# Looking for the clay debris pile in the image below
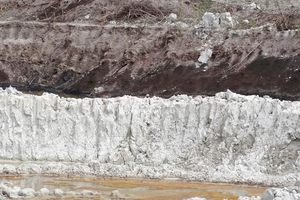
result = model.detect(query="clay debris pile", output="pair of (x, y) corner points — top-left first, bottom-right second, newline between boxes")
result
(0, 182), (103, 199)
(238, 187), (300, 200)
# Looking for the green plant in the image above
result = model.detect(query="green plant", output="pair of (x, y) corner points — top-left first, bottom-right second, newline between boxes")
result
(112, 14), (115, 21)
(264, 0), (269, 9)
(61, 9), (64, 22)
(197, 1), (202, 11)
(234, 19), (243, 30)
(193, 1), (202, 19)
(178, 2), (183, 22)
(74, 10), (77, 20)
(296, 19), (300, 35)
(143, 18), (151, 26)
(224, 4), (227, 12)
(251, 19), (256, 28)
(204, 0), (212, 11)
(53, 12), (56, 23)
(274, 0), (279, 7)
(176, 24), (182, 37)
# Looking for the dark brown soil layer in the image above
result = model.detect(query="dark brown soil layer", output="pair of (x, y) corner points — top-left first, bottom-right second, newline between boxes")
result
(0, 0), (300, 100)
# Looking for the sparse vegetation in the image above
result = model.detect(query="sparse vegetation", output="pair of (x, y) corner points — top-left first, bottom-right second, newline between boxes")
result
(53, 12), (56, 23)
(204, 0), (212, 11)
(75, 9), (77, 20)
(193, 1), (202, 19)
(265, 0), (269, 9)
(216, 2), (220, 13)
(274, 0), (279, 8)
(62, 8), (64, 22)
(224, 3), (228, 12)
(251, 19), (256, 28)
(296, 19), (300, 35)
(193, 1), (213, 19)
(178, 2), (183, 22)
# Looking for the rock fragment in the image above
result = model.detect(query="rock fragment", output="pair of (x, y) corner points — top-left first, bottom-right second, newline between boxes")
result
(81, 190), (96, 196)
(168, 13), (177, 21)
(18, 188), (36, 198)
(42, 163), (67, 175)
(2, 165), (16, 174)
(220, 12), (234, 28)
(202, 12), (234, 29)
(54, 189), (64, 197)
(243, 2), (261, 10)
(0, 183), (21, 199)
(66, 191), (77, 196)
(198, 49), (212, 63)
(202, 12), (217, 28)
(17, 164), (42, 174)
(261, 187), (300, 200)
(110, 190), (121, 198)
(38, 188), (51, 196)
(238, 196), (261, 200)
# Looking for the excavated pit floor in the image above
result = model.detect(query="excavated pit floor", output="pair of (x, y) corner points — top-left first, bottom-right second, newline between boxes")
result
(0, 160), (267, 199)
(0, 174), (267, 200)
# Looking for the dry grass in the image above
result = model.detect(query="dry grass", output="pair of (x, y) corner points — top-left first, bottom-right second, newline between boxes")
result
(97, 0), (172, 24)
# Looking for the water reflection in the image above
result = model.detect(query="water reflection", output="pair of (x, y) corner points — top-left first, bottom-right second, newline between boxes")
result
(0, 176), (267, 200)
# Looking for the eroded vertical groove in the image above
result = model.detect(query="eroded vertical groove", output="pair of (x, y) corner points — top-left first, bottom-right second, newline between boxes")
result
(0, 88), (300, 176)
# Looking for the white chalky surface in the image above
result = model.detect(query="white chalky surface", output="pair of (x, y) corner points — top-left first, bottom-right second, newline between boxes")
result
(0, 87), (300, 186)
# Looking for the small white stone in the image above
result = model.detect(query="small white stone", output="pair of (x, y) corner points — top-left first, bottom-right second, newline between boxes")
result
(38, 188), (51, 196)
(220, 12), (234, 28)
(17, 164), (42, 174)
(245, 3), (260, 10)
(202, 12), (216, 28)
(168, 13), (177, 21)
(175, 21), (189, 28)
(110, 190), (121, 198)
(3, 165), (16, 174)
(81, 190), (95, 196)
(66, 191), (77, 196)
(198, 49), (213, 63)
(19, 188), (36, 197)
(54, 189), (64, 197)
(1, 185), (21, 199)
(243, 19), (250, 24)
(183, 197), (207, 200)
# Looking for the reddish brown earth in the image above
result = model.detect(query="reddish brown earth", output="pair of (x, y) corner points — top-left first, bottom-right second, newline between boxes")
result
(0, 0), (300, 100)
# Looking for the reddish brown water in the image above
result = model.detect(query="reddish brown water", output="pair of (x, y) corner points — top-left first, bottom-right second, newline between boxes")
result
(0, 175), (267, 200)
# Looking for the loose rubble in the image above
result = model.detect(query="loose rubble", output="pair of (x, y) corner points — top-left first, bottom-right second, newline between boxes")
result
(202, 12), (234, 29)
(0, 182), (100, 199)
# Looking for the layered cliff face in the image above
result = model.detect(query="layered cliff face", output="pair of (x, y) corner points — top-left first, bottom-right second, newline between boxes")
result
(1, 1), (300, 198)
(1, 87), (300, 186)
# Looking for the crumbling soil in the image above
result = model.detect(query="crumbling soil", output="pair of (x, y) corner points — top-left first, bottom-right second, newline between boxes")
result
(0, 0), (300, 100)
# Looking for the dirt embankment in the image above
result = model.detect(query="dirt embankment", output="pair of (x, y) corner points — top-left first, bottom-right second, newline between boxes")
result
(0, 0), (300, 100)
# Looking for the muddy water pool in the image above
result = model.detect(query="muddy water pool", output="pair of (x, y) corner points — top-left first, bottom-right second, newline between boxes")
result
(0, 175), (267, 200)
